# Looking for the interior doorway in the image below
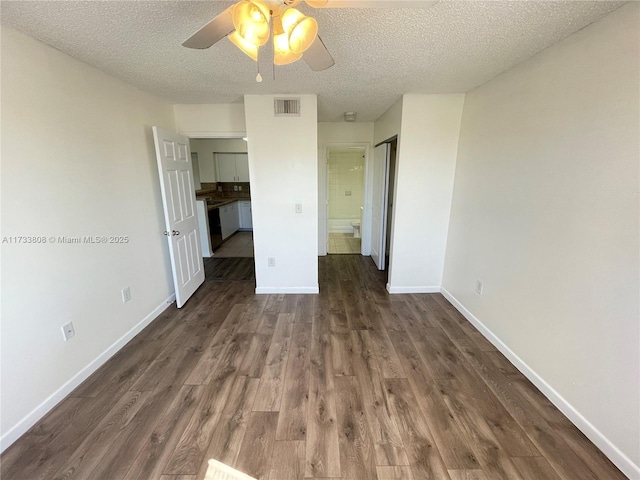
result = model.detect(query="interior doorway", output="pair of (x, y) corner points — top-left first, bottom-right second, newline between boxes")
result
(189, 137), (254, 259)
(370, 136), (398, 277)
(384, 138), (397, 274)
(326, 146), (366, 254)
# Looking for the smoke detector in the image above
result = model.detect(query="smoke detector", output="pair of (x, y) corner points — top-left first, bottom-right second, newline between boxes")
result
(344, 112), (357, 122)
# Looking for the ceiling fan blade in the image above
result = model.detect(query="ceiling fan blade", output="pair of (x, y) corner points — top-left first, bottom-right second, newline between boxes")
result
(303, 35), (334, 71)
(182, 6), (235, 49)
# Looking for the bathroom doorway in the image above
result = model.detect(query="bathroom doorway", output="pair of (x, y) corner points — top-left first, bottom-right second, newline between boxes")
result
(326, 146), (366, 254)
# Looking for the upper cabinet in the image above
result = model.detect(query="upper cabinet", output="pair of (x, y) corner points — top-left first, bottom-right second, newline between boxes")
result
(190, 138), (248, 184)
(215, 153), (249, 182)
(235, 154), (250, 182)
(216, 153), (237, 182)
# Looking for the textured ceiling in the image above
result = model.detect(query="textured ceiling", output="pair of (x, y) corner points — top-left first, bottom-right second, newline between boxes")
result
(1, 1), (626, 122)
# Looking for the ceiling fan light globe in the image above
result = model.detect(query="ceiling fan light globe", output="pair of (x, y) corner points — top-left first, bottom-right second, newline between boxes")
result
(273, 32), (302, 65)
(280, 8), (303, 34)
(228, 31), (259, 61)
(274, 52), (303, 65)
(305, 0), (328, 7)
(289, 16), (318, 54)
(272, 15), (285, 35)
(233, 1), (270, 46)
(280, 8), (318, 54)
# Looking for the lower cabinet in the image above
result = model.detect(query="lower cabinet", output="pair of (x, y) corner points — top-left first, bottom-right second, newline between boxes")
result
(220, 201), (240, 240)
(239, 201), (253, 230)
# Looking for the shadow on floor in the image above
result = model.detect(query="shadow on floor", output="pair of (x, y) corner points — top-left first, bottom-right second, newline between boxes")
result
(204, 257), (255, 282)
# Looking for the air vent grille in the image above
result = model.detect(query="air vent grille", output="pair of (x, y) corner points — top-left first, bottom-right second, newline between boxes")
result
(274, 98), (301, 116)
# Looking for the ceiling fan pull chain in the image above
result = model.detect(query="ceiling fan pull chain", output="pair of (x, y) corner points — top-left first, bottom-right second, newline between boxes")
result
(272, 17), (277, 81)
(256, 47), (263, 82)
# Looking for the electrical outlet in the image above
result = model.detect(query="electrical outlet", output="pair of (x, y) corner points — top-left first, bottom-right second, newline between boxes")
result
(295, 203), (302, 214)
(61, 322), (75, 341)
(475, 280), (483, 295)
(239, 186), (243, 191)
(234, 185), (238, 191)
(122, 286), (131, 303)
(268, 257), (276, 267)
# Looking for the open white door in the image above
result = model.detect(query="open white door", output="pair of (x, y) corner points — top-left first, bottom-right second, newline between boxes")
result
(152, 126), (204, 308)
(371, 143), (390, 270)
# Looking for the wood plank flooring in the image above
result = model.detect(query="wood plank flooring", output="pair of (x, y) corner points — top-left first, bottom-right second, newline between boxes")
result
(203, 257), (255, 282)
(0, 256), (626, 480)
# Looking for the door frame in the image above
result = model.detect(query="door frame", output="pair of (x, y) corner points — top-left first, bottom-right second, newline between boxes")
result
(319, 142), (371, 256)
(371, 142), (390, 270)
(373, 136), (398, 274)
(183, 132), (254, 272)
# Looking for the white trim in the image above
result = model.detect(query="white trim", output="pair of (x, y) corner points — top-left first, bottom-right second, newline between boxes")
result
(0, 294), (176, 453)
(255, 286), (319, 294)
(440, 288), (640, 480)
(178, 131), (247, 139)
(386, 284), (441, 294)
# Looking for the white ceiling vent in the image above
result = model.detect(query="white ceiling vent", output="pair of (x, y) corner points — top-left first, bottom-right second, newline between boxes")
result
(274, 98), (301, 117)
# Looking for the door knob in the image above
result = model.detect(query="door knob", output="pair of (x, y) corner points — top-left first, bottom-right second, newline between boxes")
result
(172, 230), (180, 236)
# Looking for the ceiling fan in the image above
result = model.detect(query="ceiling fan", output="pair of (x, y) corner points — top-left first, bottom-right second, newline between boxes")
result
(182, 0), (335, 80)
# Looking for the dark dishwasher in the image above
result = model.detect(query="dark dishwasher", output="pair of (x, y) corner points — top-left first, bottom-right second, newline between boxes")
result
(207, 207), (223, 250)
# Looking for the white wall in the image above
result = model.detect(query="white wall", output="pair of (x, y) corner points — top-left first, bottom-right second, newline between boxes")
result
(442, 4), (640, 477)
(369, 100), (403, 264)
(318, 122), (375, 145)
(318, 122), (374, 255)
(191, 153), (202, 190)
(190, 138), (248, 183)
(386, 94), (465, 293)
(328, 149), (365, 220)
(1, 27), (176, 448)
(373, 98), (402, 145)
(174, 103), (246, 137)
(244, 95), (319, 293)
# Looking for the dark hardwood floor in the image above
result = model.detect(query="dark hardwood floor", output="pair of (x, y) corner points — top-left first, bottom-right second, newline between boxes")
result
(0, 256), (626, 479)
(204, 257), (255, 282)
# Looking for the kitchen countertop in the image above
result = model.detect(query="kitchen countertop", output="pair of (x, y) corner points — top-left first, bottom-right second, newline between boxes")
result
(195, 196), (251, 210)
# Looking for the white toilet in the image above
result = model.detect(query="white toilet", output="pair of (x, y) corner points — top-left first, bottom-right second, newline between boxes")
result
(352, 206), (363, 238)
(352, 221), (361, 238)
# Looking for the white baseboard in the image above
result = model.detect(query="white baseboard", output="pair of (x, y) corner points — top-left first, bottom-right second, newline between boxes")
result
(0, 293), (176, 453)
(386, 284), (441, 294)
(255, 286), (319, 294)
(440, 288), (640, 480)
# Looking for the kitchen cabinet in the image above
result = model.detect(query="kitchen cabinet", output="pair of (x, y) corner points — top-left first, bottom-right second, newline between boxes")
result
(219, 201), (239, 240)
(216, 153), (237, 182)
(215, 153), (249, 182)
(238, 201), (252, 230)
(235, 154), (250, 182)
